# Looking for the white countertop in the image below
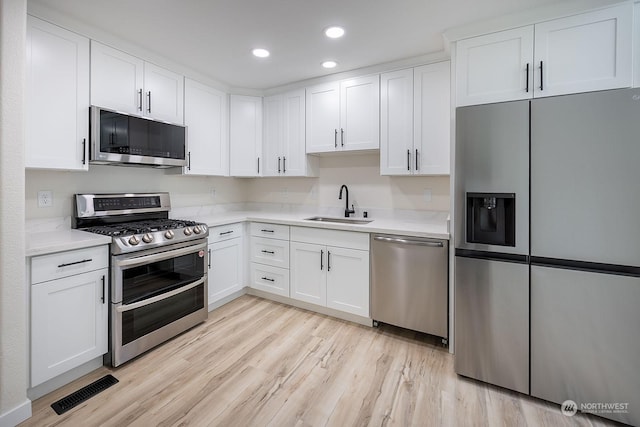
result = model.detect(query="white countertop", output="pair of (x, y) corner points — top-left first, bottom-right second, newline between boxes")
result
(26, 229), (112, 257)
(191, 211), (450, 240)
(25, 209), (449, 257)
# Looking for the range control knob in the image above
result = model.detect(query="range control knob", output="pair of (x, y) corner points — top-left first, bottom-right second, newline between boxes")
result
(193, 225), (202, 234)
(128, 235), (140, 246)
(183, 227), (193, 236)
(142, 233), (154, 243)
(164, 230), (175, 239)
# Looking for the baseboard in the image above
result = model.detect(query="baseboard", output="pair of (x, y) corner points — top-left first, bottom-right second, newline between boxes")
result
(0, 399), (32, 427)
(247, 288), (373, 327)
(27, 357), (103, 401)
(208, 288), (247, 312)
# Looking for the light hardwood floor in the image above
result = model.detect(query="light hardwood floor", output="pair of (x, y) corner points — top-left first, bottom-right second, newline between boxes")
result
(22, 295), (622, 427)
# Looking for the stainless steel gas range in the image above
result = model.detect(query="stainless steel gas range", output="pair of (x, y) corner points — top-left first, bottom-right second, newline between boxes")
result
(73, 193), (209, 367)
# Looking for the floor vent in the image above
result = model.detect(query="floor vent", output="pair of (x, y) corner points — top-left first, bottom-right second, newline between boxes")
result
(51, 374), (119, 415)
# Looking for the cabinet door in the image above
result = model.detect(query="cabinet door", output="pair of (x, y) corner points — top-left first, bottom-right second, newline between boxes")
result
(282, 89), (308, 176)
(230, 95), (263, 176)
(326, 247), (369, 317)
(26, 16), (89, 171)
(262, 94), (283, 176)
(290, 242), (326, 306)
(208, 238), (243, 305)
(340, 75), (380, 151)
(534, 3), (632, 98)
(414, 61), (451, 175)
(455, 26), (534, 106)
(305, 82), (340, 153)
(90, 41), (144, 116)
(184, 78), (229, 176)
(380, 69), (413, 175)
(143, 62), (184, 124)
(31, 268), (108, 386)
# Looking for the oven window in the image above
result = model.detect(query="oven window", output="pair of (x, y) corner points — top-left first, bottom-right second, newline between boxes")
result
(121, 283), (204, 345)
(122, 251), (205, 304)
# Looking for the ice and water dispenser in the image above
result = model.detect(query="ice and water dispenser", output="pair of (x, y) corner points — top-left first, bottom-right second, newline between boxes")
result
(466, 193), (515, 246)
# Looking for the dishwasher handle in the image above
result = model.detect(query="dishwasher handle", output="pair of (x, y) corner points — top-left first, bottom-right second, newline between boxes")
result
(373, 235), (444, 247)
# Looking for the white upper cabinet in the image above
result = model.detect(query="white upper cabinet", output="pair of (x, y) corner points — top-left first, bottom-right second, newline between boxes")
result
(229, 95), (263, 177)
(456, 26), (534, 106)
(306, 82), (340, 153)
(380, 62), (450, 176)
(26, 16), (90, 171)
(534, 4), (632, 98)
(264, 90), (316, 177)
(183, 79), (228, 176)
(455, 3), (633, 106)
(90, 41), (184, 124)
(306, 75), (379, 153)
(414, 61), (450, 175)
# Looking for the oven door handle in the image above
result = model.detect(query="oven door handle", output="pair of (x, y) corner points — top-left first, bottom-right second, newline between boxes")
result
(116, 277), (205, 313)
(115, 242), (207, 269)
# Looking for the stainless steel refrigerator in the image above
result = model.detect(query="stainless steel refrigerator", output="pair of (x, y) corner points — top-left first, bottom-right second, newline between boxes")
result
(455, 88), (640, 426)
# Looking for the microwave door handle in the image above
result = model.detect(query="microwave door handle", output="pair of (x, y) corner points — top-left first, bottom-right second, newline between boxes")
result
(115, 277), (205, 312)
(115, 242), (207, 269)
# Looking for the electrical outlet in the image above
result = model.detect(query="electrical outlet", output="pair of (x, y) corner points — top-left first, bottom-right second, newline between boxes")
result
(423, 189), (432, 202)
(38, 190), (53, 208)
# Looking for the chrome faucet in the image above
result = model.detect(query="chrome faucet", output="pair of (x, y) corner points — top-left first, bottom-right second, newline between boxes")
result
(338, 185), (355, 218)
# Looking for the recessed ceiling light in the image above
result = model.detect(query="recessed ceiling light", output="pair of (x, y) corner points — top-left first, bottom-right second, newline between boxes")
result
(324, 26), (345, 39)
(322, 61), (337, 69)
(252, 48), (270, 58)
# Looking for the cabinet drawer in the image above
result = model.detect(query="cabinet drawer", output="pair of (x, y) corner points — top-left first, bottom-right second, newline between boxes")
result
(208, 222), (243, 243)
(290, 226), (369, 251)
(250, 222), (290, 240)
(31, 245), (109, 284)
(250, 263), (290, 298)
(250, 236), (290, 268)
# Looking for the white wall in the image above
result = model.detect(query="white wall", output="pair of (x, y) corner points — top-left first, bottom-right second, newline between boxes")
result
(0, 0), (30, 425)
(25, 167), (247, 221)
(247, 153), (450, 213)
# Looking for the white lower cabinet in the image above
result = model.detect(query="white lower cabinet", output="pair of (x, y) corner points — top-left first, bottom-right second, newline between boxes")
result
(249, 222), (291, 298)
(30, 246), (109, 387)
(208, 224), (244, 307)
(290, 227), (370, 317)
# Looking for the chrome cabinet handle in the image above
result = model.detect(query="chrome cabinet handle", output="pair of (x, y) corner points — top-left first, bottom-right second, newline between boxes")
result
(57, 258), (92, 268)
(138, 89), (143, 111)
(147, 91), (152, 113)
(334, 129), (338, 148)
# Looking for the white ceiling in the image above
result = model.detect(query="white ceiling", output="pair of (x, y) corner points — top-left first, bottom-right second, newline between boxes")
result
(29, 0), (568, 90)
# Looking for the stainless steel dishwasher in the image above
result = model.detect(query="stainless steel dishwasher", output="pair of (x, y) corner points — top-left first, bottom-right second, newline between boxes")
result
(371, 234), (448, 340)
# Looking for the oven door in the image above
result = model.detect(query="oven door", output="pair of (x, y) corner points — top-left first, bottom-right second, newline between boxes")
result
(111, 240), (208, 366)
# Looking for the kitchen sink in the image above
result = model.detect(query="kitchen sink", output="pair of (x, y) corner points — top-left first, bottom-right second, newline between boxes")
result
(304, 216), (373, 225)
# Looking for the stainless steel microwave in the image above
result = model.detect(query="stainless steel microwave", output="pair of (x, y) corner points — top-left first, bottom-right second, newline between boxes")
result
(90, 106), (187, 168)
